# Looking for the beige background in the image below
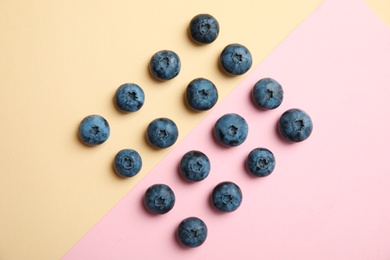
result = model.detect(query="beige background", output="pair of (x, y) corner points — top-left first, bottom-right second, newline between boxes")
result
(2, 0), (386, 259)
(365, 0), (390, 25)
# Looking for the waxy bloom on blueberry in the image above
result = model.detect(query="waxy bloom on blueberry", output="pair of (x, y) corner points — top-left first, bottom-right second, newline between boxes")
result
(114, 83), (145, 112)
(146, 118), (179, 149)
(149, 50), (181, 81)
(252, 78), (284, 110)
(220, 43), (252, 75)
(177, 217), (208, 248)
(246, 148), (275, 177)
(114, 149), (142, 178)
(189, 14), (219, 44)
(278, 108), (313, 142)
(214, 113), (248, 147)
(144, 184), (175, 214)
(78, 115), (110, 146)
(180, 150), (210, 182)
(211, 181), (242, 212)
(186, 78), (218, 111)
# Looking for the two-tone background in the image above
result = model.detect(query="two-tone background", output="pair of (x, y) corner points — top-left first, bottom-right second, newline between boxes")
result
(1, 0), (390, 259)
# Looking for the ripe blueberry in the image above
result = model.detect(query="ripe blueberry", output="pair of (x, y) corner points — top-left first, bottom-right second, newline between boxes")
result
(186, 78), (218, 111)
(179, 150), (210, 182)
(149, 50), (181, 81)
(189, 14), (219, 44)
(214, 113), (248, 147)
(246, 148), (275, 177)
(114, 83), (145, 112)
(144, 184), (175, 214)
(278, 108), (313, 142)
(78, 115), (110, 146)
(177, 217), (208, 248)
(146, 118), (179, 149)
(252, 78), (284, 109)
(211, 181), (242, 212)
(220, 43), (252, 76)
(114, 149), (142, 178)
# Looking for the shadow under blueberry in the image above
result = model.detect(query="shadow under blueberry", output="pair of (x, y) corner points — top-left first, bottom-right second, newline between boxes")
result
(143, 130), (166, 152)
(172, 225), (191, 250)
(75, 127), (99, 149)
(207, 191), (229, 216)
(112, 94), (136, 115)
(182, 91), (203, 115)
(248, 90), (269, 113)
(140, 193), (164, 218)
(176, 162), (207, 186)
(146, 60), (174, 84)
(216, 55), (236, 79)
(177, 163), (190, 184)
(274, 118), (295, 145)
(241, 155), (271, 180)
(242, 157), (258, 180)
(210, 126), (234, 151)
(110, 159), (133, 181)
(186, 25), (205, 47)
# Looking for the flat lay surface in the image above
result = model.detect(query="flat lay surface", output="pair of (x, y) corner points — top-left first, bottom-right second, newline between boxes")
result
(63, 0), (390, 259)
(1, 0), (389, 259)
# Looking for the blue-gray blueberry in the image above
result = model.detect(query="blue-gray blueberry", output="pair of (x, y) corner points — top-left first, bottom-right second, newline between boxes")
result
(278, 108), (313, 142)
(211, 181), (242, 212)
(252, 78), (284, 109)
(177, 217), (208, 248)
(146, 118), (179, 148)
(144, 184), (175, 214)
(114, 149), (142, 178)
(186, 78), (218, 111)
(246, 148), (275, 177)
(180, 150), (210, 182)
(78, 115), (110, 146)
(189, 14), (219, 44)
(114, 83), (145, 112)
(214, 113), (248, 147)
(149, 50), (181, 81)
(219, 43), (252, 75)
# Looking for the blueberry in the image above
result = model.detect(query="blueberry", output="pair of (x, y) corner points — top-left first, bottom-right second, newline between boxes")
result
(186, 78), (218, 111)
(219, 43), (252, 76)
(144, 184), (175, 214)
(214, 113), (248, 147)
(114, 83), (145, 112)
(113, 149), (142, 178)
(146, 118), (179, 148)
(246, 148), (275, 177)
(211, 181), (242, 212)
(252, 78), (284, 109)
(78, 115), (110, 146)
(189, 14), (219, 44)
(278, 108), (313, 142)
(149, 50), (181, 81)
(179, 150), (210, 182)
(177, 217), (208, 248)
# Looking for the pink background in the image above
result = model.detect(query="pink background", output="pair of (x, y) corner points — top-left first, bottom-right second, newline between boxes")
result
(63, 0), (390, 259)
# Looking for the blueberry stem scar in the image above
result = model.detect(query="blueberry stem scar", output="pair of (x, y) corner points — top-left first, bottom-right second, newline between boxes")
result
(155, 196), (166, 208)
(222, 194), (234, 204)
(122, 156), (134, 169)
(158, 129), (168, 140)
(128, 91), (137, 100)
(90, 126), (100, 135)
(227, 125), (238, 136)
